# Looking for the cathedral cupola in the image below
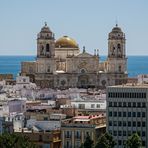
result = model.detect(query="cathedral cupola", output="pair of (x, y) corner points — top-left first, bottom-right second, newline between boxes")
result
(37, 23), (55, 58)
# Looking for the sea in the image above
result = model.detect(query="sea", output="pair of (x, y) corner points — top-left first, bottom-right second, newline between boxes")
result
(0, 55), (148, 79)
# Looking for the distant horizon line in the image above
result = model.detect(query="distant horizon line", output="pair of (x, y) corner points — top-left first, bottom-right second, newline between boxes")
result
(0, 54), (148, 56)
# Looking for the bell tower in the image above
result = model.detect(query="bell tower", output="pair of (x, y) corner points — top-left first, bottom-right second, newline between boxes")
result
(107, 24), (127, 84)
(37, 23), (55, 58)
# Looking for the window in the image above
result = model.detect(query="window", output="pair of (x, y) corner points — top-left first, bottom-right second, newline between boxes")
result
(66, 131), (71, 138)
(118, 112), (122, 117)
(118, 131), (122, 136)
(123, 131), (126, 136)
(109, 111), (112, 117)
(137, 112), (141, 117)
(109, 121), (112, 126)
(142, 112), (145, 117)
(113, 131), (117, 136)
(109, 102), (112, 107)
(118, 102), (122, 107)
(118, 121), (122, 126)
(137, 122), (141, 127)
(118, 140), (122, 145)
(133, 121), (136, 127)
(91, 104), (95, 108)
(44, 117), (48, 121)
(142, 122), (145, 127)
(118, 66), (122, 72)
(117, 44), (121, 49)
(142, 131), (145, 137)
(128, 102), (131, 107)
(46, 44), (50, 52)
(113, 121), (117, 126)
(123, 112), (126, 117)
(123, 102), (126, 107)
(128, 112), (131, 117)
(133, 102), (136, 107)
(123, 121), (126, 126)
(114, 111), (117, 117)
(132, 112), (136, 117)
(114, 102), (117, 107)
(142, 102), (146, 107)
(75, 131), (81, 139)
(128, 121), (131, 127)
(96, 104), (100, 108)
(137, 102), (141, 108)
(78, 104), (85, 109)
(47, 66), (50, 72)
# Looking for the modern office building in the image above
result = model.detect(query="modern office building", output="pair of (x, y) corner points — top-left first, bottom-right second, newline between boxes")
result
(107, 83), (148, 148)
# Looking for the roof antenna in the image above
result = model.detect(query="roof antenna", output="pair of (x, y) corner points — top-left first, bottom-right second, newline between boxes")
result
(45, 22), (47, 26)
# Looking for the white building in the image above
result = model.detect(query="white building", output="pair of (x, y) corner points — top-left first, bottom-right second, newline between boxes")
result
(13, 113), (25, 132)
(71, 100), (106, 110)
(107, 84), (148, 148)
(14, 76), (36, 90)
(138, 74), (148, 84)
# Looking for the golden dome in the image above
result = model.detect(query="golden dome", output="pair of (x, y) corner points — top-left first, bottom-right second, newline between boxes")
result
(55, 36), (78, 48)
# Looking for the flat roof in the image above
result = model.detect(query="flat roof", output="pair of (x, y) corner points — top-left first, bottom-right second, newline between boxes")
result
(108, 83), (148, 89)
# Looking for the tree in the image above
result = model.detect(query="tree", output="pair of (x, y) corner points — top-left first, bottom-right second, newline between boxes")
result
(95, 132), (116, 148)
(0, 133), (36, 148)
(125, 133), (142, 148)
(80, 134), (93, 148)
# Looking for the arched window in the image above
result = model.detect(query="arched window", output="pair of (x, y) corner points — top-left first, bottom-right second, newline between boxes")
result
(46, 44), (50, 52)
(119, 65), (122, 72)
(40, 45), (44, 55)
(47, 66), (50, 73)
(117, 44), (121, 49)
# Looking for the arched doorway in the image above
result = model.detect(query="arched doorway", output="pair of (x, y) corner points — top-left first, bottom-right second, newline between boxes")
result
(78, 75), (89, 88)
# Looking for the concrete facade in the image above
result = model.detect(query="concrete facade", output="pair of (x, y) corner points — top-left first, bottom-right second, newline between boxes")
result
(107, 84), (148, 148)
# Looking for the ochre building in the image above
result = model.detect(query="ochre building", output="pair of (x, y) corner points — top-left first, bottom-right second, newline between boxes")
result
(21, 23), (127, 89)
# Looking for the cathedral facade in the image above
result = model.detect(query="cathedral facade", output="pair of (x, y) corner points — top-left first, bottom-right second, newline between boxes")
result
(21, 23), (127, 89)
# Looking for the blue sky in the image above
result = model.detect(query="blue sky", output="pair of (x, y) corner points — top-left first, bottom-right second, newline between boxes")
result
(0, 0), (148, 55)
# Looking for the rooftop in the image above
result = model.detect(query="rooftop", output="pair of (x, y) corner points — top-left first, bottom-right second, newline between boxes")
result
(108, 83), (148, 89)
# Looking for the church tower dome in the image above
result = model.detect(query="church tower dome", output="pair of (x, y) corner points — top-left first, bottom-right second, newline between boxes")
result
(37, 23), (55, 58)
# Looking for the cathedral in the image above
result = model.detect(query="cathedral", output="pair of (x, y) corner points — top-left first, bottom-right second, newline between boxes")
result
(21, 23), (127, 89)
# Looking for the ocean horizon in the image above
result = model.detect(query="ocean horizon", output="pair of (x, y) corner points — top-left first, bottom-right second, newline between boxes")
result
(0, 55), (148, 79)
